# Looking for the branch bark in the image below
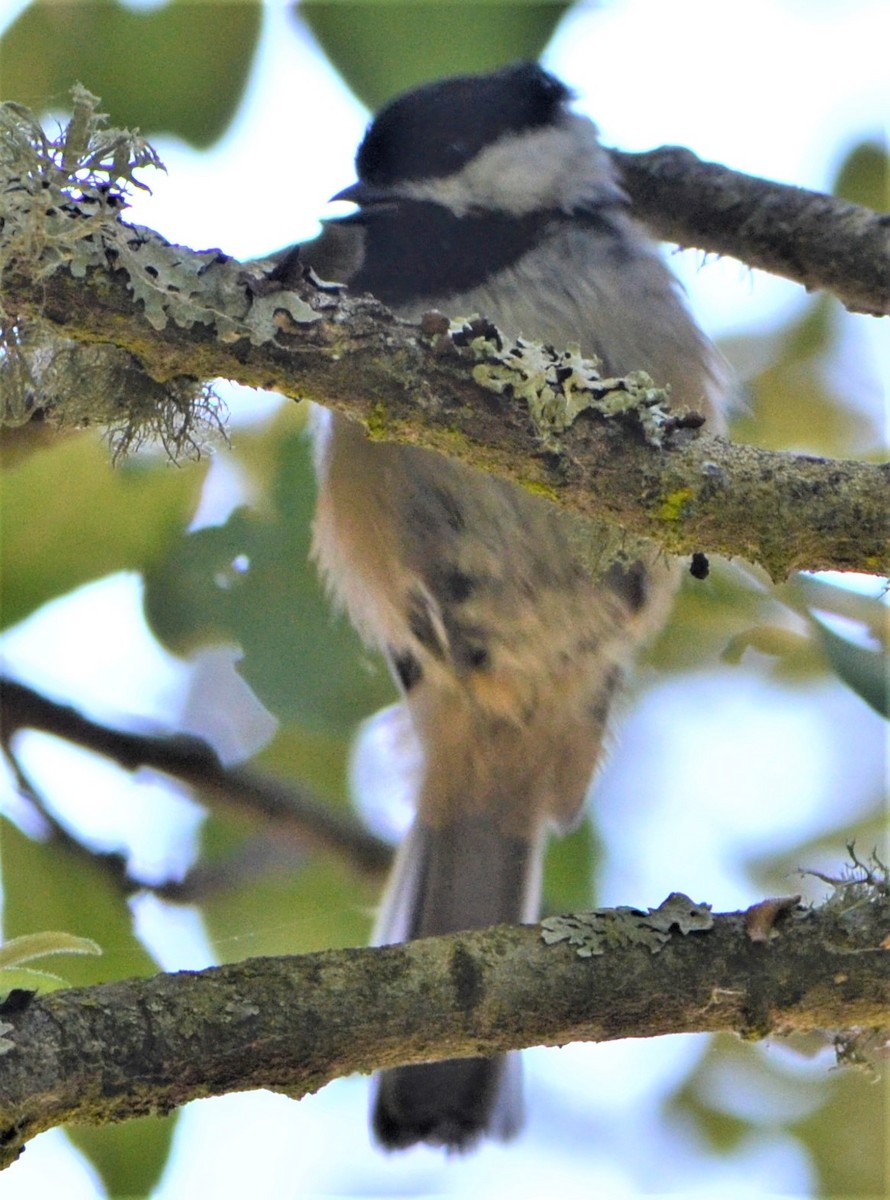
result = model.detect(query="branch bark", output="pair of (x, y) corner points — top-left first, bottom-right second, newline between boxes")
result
(612, 147), (890, 317)
(3, 111), (888, 577)
(4, 247), (887, 581)
(0, 892), (886, 1168)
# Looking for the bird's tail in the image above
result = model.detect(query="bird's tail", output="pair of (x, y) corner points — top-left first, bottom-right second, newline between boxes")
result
(371, 812), (542, 1151)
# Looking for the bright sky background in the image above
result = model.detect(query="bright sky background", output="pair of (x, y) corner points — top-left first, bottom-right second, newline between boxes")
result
(0, 1), (887, 1197)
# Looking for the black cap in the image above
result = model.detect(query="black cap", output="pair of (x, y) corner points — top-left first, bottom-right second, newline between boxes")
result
(355, 62), (572, 187)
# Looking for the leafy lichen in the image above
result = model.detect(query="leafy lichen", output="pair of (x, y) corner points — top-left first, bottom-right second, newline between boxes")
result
(0, 88), (314, 456)
(540, 892), (714, 958)
(463, 328), (675, 451)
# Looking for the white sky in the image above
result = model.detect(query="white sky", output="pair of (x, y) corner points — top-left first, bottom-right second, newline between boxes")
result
(0, 1), (887, 1197)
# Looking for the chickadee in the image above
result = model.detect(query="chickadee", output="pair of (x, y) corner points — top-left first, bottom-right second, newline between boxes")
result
(273, 61), (725, 1151)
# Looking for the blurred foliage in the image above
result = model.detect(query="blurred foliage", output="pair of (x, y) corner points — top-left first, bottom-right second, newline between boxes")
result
(542, 811), (601, 913)
(202, 838), (377, 960)
(0, 3), (885, 1196)
(654, 560), (889, 717)
(299, 1), (571, 108)
(1, 817), (156, 985)
(68, 1116), (177, 1200)
(833, 139), (888, 210)
(809, 610), (887, 717)
(673, 1036), (886, 1195)
(790, 1058), (888, 1198)
(725, 294), (885, 457)
(0, 0), (261, 148)
(186, 719), (380, 960)
(727, 300), (869, 455)
(256, 707), (358, 816)
(0, 429), (208, 631)
(143, 408), (395, 734)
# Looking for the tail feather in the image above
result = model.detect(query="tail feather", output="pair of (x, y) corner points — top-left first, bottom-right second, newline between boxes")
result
(375, 815), (539, 945)
(372, 814), (541, 1150)
(373, 1053), (522, 1151)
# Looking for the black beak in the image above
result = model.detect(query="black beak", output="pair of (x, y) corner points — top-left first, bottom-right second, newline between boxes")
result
(330, 181), (395, 207)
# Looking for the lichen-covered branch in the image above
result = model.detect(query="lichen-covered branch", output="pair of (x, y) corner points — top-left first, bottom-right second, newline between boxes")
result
(612, 147), (890, 318)
(0, 889), (886, 1168)
(4, 251), (887, 579)
(1, 96), (887, 579)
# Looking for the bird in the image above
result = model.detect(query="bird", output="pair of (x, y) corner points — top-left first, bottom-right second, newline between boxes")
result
(271, 60), (726, 1151)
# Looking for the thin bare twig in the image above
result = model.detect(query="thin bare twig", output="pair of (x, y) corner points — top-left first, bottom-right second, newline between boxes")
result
(0, 677), (391, 878)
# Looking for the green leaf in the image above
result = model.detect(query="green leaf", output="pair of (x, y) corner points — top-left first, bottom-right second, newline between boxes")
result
(301, 1), (571, 109)
(0, 0), (262, 148)
(0, 819), (157, 987)
(778, 575), (889, 715)
(0, 431), (207, 631)
(68, 1114), (177, 1200)
(143, 429), (394, 734)
(809, 614), (888, 717)
(0, 930), (101, 970)
(783, 573), (888, 639)
(0, 966), (72, 993)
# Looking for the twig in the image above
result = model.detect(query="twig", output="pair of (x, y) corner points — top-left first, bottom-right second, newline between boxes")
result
(0, 677), (391, 878)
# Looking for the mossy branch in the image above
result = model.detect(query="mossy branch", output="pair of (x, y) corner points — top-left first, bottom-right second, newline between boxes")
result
(3, 239), (887, 578)
(1, 95), (887, 580)
(612, 146), (890, 318)
(0, 886), (887, 1169)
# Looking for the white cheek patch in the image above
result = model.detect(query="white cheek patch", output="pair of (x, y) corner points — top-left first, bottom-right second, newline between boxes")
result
(401, 116), (623, 216)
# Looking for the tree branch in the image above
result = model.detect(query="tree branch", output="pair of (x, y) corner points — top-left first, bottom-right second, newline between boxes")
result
(0, 890), (886, 1167)
(1, 105), (887, 579)
(0, 678), (391, 879)
(4, 250), (887, 581)
(612, 147), (890, 318)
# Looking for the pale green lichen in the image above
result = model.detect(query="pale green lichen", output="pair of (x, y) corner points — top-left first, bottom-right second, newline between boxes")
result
(0, 89), (317, 449)
(540, 892), (714, 957)
(0, 84), (162, 284)
(0, 87), (318, 345)
(465, 331), (674, 450)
